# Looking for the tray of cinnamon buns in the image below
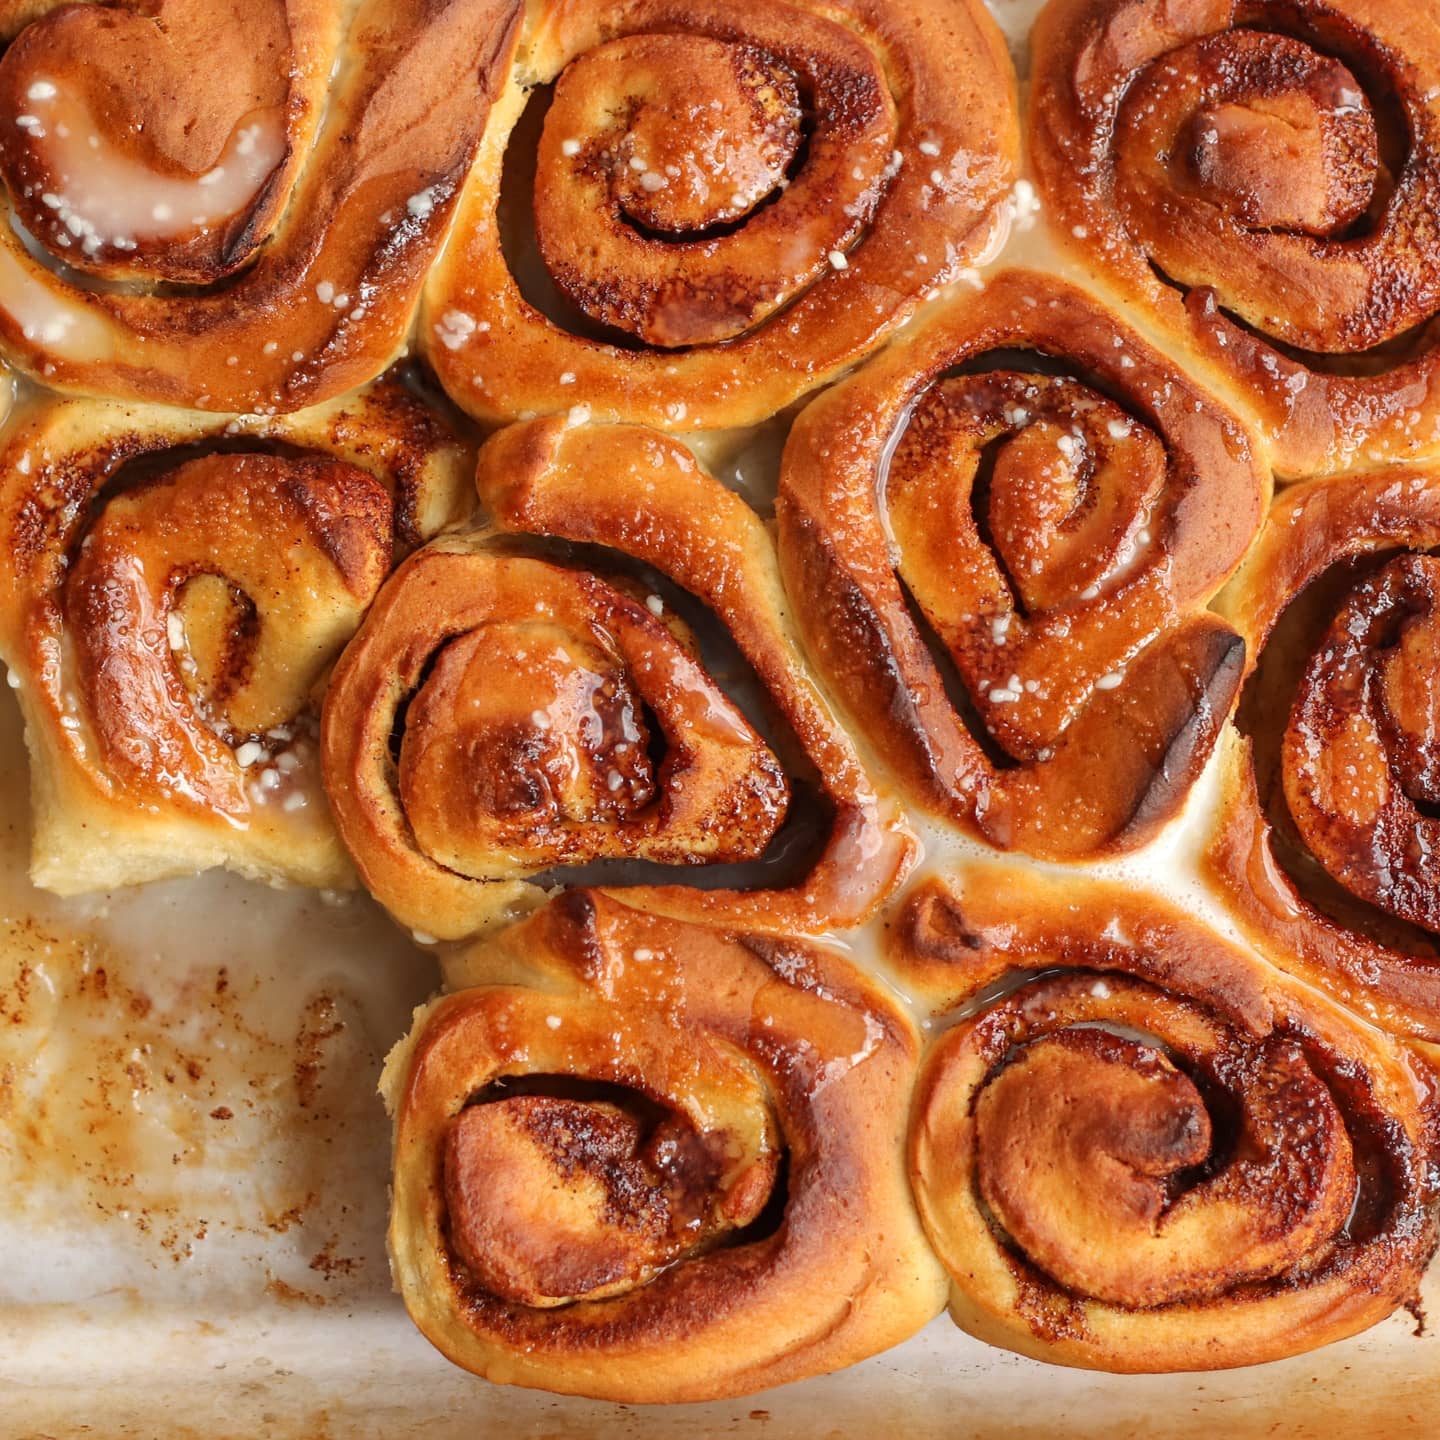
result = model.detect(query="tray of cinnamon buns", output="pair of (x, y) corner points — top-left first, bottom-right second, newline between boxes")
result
(2, 0), (1439, 1434)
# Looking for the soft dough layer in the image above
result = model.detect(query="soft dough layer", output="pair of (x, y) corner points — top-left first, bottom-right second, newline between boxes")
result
(323, 414), (915, 940)
(777, 270), (1266, 859)
(0, 0), (522, 411)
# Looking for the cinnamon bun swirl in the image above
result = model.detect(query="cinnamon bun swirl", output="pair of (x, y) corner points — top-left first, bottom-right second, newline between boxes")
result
(778, 270), (1265, 859)
(384, 888), (946, 1402)
(897, 865), (1440, 1371)
(0, 380), (471, 892)
(1208, 466), (1440, 1040)
(1031, 0), (1440, 476)
(422, 0), (1018, 430)
(0, 0), (521, 411)
(322, 415), (915, 939)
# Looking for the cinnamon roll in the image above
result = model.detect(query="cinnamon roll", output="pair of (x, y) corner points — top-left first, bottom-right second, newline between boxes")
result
(1031, 0), (1440, 476)
(383, 888), (946, 1403)
(421, 0), (1018, 431)
(777, 270), (1265, 859)
(0, 381), (472, 893)
(897, 865), (1440, 1371)
(322, 415), (915, 940)
(1206, 468), (1440, 1040)
(0, 0), (521, 411)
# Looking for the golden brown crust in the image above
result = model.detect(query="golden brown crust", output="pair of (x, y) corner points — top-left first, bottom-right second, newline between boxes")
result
(0, 381), (472, 893)
(776, 270), (1266, 859)
(322, 415), (915, 939)
(421, 0), (1018, 430)
(1029, 0), (1440, 476)
(384, 889), (947, 1403)
(1206, 467), (1440, 1040)
(0, 0), (521, 411)
(894, 865), (1440, 1372)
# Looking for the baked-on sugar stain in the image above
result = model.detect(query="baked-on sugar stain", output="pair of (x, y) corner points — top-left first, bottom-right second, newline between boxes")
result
(0, 854), (405, 1306)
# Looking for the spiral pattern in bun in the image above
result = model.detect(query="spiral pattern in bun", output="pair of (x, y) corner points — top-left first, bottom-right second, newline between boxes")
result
(0, 0), (521, 411)
(422, 0), (1018, 430)
(778, 270), (1265, 858)
(1030, 0), (1440, 475)
(0, 380), (471, 892)
(384, 888), (946, 1402)
(323, 415), (914, 939)
(1208, 466), (1440, 1040)
(897, 865), (1440, 1372)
